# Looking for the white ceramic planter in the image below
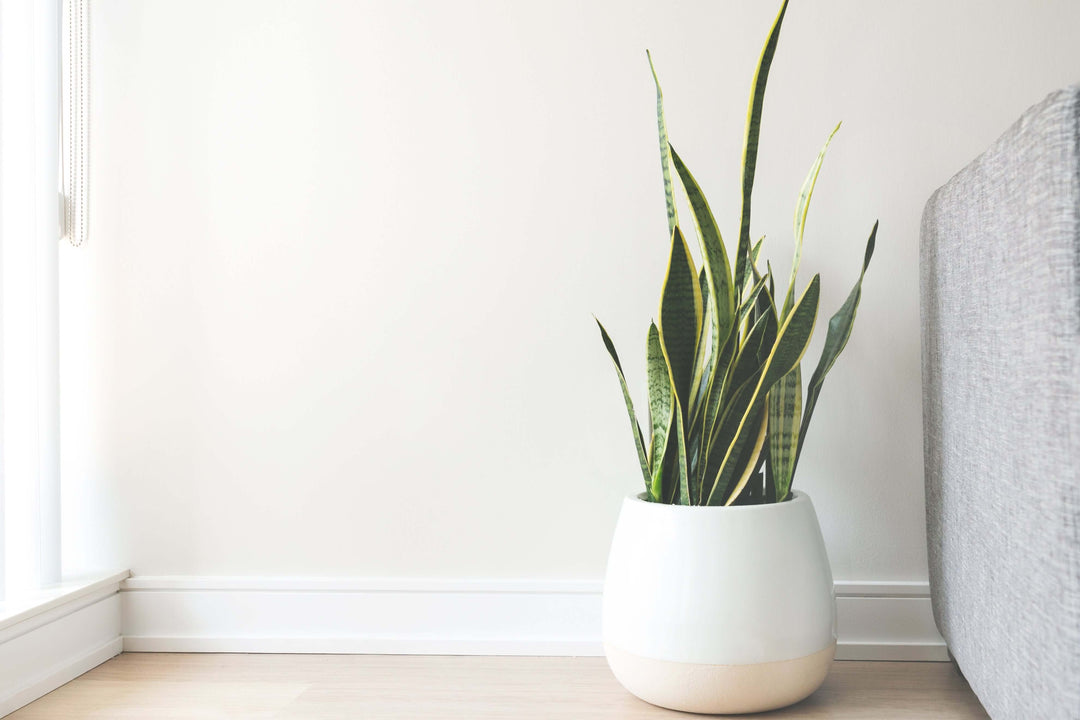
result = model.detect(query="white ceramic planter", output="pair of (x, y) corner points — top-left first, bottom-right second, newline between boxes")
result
(602, 491), (836, 715)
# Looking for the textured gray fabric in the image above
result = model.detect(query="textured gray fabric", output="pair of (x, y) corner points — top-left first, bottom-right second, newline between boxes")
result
(921, 85), (1080, 720)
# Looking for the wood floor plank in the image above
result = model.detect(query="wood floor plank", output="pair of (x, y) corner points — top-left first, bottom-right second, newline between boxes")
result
(8, 654), (988, 719)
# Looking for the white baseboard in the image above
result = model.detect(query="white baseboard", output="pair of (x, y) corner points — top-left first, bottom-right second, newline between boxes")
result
(121, 576), (947, 662)
(0, 572), (129, 717)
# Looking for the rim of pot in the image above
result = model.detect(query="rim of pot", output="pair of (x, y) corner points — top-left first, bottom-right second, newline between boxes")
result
(627, 489), (808, 509)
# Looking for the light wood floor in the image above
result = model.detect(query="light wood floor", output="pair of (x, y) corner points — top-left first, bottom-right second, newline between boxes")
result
(11, 654), (988, 719)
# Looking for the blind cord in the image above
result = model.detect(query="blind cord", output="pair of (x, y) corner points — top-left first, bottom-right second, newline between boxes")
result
(61, 0), (89, 247)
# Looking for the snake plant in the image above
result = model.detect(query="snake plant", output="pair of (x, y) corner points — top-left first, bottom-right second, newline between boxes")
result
(596, 0), (877, 505)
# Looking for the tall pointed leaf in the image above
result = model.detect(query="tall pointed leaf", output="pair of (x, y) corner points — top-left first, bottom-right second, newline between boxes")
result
(706, 274), (819, 505)
(646, 323), (674, 501)
(734, 0), (790, 300)
(695, 324), (739, 491)
(724, 405), (769, 505)
(737, 272), (770, 327)
(697, 267), (711, 349)
(675, 401), (690, 505)
(793, 222), (877, 474)
(596, 319), (652, 494)
(781, 122), (840, 320)
(738, 269), (773, 325)
(768, 364), (802, 501)
(766, 260), (776, 322)
(670, 147), (735, 343)
(670, 147), (736, 485)
(756, 263), (779, 363)
(658, 226), (702, 410)
(688, 268), (712, 420)
(727, 310), (772, 404)
(701, 370), (761, 504)
(740, 237), (766, 294)
(647, 51), (678, 238)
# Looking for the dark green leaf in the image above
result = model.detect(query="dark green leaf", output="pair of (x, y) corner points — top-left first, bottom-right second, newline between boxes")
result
(768, 364), (802, 501)
(793, 222), (877, 474)
(596, 318), (652, 495)
(675, 400), (690, 505)
(658, 226), (702, 410)
(647, 51), (679, 239)
(646, 323), (674, 502)
(734, 0), (790, 300)
(671, 147), (735, 345)
(706, 273), (819, 505)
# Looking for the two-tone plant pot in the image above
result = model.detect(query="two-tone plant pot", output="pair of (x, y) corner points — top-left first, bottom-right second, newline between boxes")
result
(602, 490), (836, 715)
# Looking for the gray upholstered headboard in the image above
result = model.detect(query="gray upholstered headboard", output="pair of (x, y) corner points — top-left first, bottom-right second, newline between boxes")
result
(920, 86), (1080, 719)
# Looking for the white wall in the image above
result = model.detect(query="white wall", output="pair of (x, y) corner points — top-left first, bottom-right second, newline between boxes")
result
(61, 0), (1080, 582)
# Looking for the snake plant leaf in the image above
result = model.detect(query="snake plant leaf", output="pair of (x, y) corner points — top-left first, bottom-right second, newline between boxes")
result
(646, 323), (674, 501)
(781, 122), (841, 321)
(706, 273), (819, 505)
(670, 146), (735, 343)
(734, 0), (790, 300)
(793, 222), (877, 474)
(739, 237), (766, 295)
(700, 371), (758, 504)
(689, 269), (712, 420)
(675, 399), (690, 505)
(698, 267), (711, 345)
(596, 318), (652, 494)
(687, 409), (705, 499)
(759, 264), (779, 363)
(717, 274), (775, 477)
(766, 260), (776, 320)
(647, 51), (678, 238)
(695, 322), (739, 490)
(658, 226), (703, 410)
(671, 147), (736, 477)
(736, 272), (770, 327)
(703, 379), (762, 505)
(724, 404), (769, 505)
(768, 364), (802, 502)
(728, 309), (771, 404)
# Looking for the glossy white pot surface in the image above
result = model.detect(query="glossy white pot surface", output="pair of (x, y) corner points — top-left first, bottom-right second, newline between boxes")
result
(602, 491), (836, 666)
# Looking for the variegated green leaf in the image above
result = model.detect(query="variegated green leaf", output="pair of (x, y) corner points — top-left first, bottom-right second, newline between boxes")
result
(658, 226), (702, 410)
(768, 364), (802, 502)
(739, 237), (766, 295)
(688, 268), (712, 420)
(727, 310), (771, 405)
(596, 318), (652, 494)
(781, 123), (840, 321)
(675, 399), (690, 505)
(794, 222), (877, 474)
(736, 272), (770, 327)
(695, 325), (739, 492)
(671, 147), (735, 344)
(671, 148), (736, 489)
(647, 51), (678, 238)
(706, 274), (819, 505)
(702, 379), (761, 505)
(724, 403), (769, 505)
(766, 260), (776, 320)
(734, 0), (790, 300)
(759, 263), (779, 362)
(697, 267), (711, 346)
(646, 323), (674, 502)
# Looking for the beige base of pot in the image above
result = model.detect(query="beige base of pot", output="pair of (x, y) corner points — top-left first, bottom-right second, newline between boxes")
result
(605, 642), (836, 715)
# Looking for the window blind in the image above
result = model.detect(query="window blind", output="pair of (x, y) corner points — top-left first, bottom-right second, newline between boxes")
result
(0, 0), (62, 601)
